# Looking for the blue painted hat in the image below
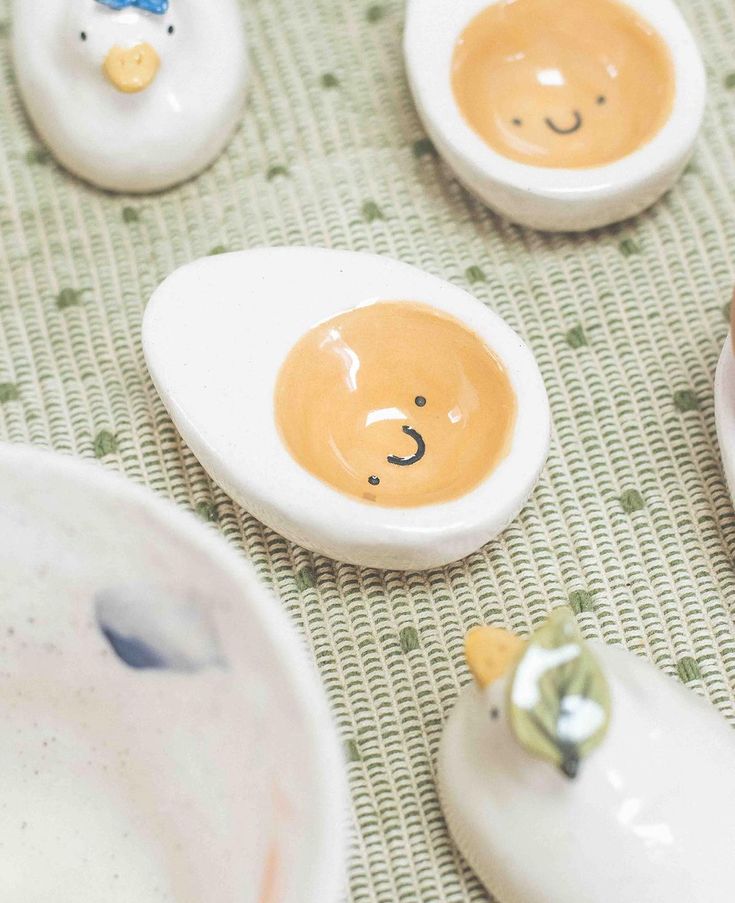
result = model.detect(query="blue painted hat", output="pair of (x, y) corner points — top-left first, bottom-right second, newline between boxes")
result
(96, 0), (169, 14)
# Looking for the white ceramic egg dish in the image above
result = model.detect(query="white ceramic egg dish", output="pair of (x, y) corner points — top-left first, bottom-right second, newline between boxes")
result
(715, 335), (735, 506)
(12, 0), (248, 192)
(143, 248), (550, 571)
(0, 442), (346, 903)
(404, 0), (706, 231)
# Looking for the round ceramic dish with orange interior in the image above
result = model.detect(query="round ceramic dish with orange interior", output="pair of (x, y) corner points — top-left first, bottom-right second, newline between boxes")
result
(405, 0), (705, 231)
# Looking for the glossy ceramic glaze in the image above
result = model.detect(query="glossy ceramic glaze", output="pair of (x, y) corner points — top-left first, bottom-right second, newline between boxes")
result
(275, 301), (517, 508)
(12, 0), (248, 192)
(452, 0), (674, 169)
(405, 0), (705, 231)
(439, 614), (735, 902)
(142, 247), (550, 570)
(0, 443), (346, 902)
(715, 329), (735, 508)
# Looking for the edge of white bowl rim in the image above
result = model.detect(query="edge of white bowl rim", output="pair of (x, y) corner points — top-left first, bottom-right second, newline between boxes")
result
(715, 338), (735, 508)
(0, 440), (348, 903)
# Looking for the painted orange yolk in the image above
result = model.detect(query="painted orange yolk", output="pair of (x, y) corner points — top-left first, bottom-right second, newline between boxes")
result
(452, 0), (675, 169)
(274, 302), (517, 508)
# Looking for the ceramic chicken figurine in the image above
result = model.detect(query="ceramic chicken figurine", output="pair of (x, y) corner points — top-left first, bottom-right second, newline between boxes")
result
(12, 0), (248, 192)
(439, 609), (735, 902)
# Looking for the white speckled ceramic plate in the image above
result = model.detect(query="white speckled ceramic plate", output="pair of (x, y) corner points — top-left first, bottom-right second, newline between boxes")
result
(0, 442), (346, 903)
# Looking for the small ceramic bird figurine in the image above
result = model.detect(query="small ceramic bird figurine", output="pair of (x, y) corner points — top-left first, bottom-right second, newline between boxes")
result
(439, 609), (735, 902)
(13, 0), (248, 192)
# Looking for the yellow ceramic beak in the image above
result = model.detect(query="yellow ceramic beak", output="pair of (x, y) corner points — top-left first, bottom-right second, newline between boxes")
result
(465, 626), (525, 689)
(103, 42), (160, 93)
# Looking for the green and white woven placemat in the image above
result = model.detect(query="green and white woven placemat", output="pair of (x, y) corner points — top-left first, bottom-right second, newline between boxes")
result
(1, 1), (734, 899)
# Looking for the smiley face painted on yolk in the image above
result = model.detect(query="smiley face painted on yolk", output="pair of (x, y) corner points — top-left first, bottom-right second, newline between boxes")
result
(452, 0), (675, 169)
(275, 302), (517, 508)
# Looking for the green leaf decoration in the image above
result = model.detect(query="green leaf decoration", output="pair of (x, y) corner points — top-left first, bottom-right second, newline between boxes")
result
(507, 608), (611, 779)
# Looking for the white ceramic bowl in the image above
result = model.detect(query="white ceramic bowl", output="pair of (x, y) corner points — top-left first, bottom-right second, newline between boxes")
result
(0, 442), (346, 903)
(143, 247), (551, 571)
(404, 0), (706, 232)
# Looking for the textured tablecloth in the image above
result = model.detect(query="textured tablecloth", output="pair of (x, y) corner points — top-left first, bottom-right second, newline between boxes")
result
(1, 0), (735, 899)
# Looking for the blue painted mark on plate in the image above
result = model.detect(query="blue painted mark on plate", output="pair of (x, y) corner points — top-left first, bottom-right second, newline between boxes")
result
(95, 584), (225, 673)
(100, 628), (171, 670)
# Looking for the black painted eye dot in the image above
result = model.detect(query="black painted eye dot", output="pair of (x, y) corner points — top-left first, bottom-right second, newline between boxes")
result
(80, 31), (87, 41)
(596, 95), (606, 105)
(368, 475), (380, 486)
(490, 707), (500, 720)
(168, 24), (175, 34)
(512, 117), (523, 127)
(415, 396), (426, 407)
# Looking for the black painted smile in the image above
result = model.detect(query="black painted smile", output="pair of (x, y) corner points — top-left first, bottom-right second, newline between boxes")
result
(387, 426), (426, 467)
(545, 111), (583, 135)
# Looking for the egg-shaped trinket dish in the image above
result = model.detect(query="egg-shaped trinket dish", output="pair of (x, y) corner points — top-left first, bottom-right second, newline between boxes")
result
(0, 442), (347, 902)
(143, 247), (551, 570)
(439, 609), (735, 902)
(404, 0), (705, 232)
(12, 0), (248, 193)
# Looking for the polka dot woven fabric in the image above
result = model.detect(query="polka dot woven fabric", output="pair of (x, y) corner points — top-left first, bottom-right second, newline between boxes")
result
(1, 1), (735, 900)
